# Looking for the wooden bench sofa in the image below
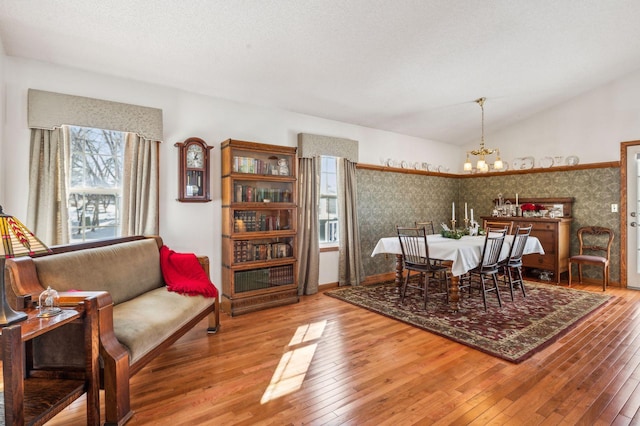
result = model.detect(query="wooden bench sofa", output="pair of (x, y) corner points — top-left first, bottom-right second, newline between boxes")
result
(5, 235), (219, 425)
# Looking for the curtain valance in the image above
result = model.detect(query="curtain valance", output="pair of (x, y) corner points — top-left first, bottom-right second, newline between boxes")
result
(297, 133), (358, 162)
(27, 89), (163, 141)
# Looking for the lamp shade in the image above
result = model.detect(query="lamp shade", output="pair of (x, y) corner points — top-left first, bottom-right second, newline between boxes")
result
(0, 206), (51, 258)
(0, 205), (52, 326)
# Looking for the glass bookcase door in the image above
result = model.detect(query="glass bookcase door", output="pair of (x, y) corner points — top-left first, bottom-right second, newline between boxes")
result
(233, 208), (295, 233)
(234, 264), (295, 293)
(232, 149), (294, 177)
(232, 237), (294, 264)
(233, 180), (293, 203)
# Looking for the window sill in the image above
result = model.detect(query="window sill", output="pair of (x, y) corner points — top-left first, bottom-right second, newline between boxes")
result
(320, 245), (339, 253)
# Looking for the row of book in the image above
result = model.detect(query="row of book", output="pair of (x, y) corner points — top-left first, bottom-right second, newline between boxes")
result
(234, 184), (292, 203)
(233, 240), (292, 263)
(233, 156), (289, 176)
(234, 264), (294, 293)
(234, 211), (288, 232)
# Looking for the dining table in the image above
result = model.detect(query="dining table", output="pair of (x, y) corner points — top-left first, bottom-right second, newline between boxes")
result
(371, 234), (545, 311)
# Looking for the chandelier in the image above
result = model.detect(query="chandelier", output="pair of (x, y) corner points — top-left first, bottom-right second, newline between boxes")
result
(463, 97), (503, 172)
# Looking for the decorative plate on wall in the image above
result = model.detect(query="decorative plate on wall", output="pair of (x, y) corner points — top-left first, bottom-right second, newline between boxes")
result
(566, 155), (580, 166)
(522, 156), (535, 169)
(539, 156), (554, 168)
(512, 158), (523, 169)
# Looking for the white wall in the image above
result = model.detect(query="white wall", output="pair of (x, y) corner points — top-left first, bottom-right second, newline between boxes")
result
(1, 56), (461, 289)
(462, 69), (640, 170)
(0, 38), (5, 205)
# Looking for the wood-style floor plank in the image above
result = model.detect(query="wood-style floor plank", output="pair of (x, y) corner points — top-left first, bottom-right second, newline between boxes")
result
(24, 283), (640, 425)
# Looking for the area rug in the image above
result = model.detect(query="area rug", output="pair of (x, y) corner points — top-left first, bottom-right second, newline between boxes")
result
(325, 280), (613, 363)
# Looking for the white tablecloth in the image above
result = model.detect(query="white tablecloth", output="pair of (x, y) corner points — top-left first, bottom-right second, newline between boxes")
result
(371, 234), (545, 277)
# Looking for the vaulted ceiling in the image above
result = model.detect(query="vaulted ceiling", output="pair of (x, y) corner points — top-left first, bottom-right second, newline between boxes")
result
(1, 0), (640, 145)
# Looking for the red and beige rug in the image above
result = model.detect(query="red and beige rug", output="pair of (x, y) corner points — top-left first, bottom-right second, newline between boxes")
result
(325, 280), (612, 363)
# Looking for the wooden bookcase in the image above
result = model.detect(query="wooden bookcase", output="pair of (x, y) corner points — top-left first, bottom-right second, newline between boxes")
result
(220, 139), (299, 316)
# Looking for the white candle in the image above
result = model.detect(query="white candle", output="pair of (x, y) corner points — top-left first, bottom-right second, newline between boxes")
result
(465, 203), (468, 220)
(452, 202), (455, 221)
(516, 193), (518, 206)
(471, 208), (474, 223)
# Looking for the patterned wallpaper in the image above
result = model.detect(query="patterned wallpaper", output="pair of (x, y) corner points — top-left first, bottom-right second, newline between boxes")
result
(358, 169), (458, 277)
(359, 166), (621, 283)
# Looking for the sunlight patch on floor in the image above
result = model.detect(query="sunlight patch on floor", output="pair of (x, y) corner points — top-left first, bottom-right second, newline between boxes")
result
(261, 320), (327, 403)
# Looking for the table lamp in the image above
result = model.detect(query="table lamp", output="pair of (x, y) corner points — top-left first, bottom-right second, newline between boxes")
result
(0, 205), (52, 326)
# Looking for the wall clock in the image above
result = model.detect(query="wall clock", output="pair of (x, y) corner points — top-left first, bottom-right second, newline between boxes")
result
(175, 137), (213, 202)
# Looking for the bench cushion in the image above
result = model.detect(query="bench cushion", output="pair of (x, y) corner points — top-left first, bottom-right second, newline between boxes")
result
(112, 287), (214, 365)
(33, 239), (163, 305)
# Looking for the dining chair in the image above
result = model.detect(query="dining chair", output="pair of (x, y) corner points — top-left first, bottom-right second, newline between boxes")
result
(484, 219), (513, 234)
(500, 224), (532, 300)
(415, 220), (444, 268)
(568, 226), (614, 291)
(415, 221), (436, 235)
(460, 228), (507, 310)
(396, 226), (449, 308)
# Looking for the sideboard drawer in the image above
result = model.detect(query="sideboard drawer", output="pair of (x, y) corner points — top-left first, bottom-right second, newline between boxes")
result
(531, 229), (556, 254)
(523, 253), (555, 270)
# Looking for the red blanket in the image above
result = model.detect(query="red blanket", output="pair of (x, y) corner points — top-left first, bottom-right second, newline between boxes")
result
(160, 245), (218, 298)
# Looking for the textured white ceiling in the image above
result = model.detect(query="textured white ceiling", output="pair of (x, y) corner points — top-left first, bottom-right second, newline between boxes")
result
(1, 0), (640, 145)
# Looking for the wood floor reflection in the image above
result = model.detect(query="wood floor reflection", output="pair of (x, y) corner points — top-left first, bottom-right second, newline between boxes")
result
(43, 282), (640, 425)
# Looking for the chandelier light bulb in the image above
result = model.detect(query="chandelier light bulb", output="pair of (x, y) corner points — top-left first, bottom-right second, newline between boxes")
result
(463, 153), (472, 171)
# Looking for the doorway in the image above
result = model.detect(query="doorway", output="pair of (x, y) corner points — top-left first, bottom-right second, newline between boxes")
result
(621, 141), (640, 289)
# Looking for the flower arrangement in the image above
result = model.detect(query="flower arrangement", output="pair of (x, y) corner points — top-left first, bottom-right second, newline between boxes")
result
(520, 203), (546, 212)
(440, 223), (469, 239)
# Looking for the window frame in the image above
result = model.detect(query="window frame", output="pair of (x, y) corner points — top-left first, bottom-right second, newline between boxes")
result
(319, 155), (339, 248)
(67, 125), (126, 243)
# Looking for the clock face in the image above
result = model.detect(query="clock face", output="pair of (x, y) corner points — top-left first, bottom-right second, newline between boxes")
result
(186, 144), (204, 168)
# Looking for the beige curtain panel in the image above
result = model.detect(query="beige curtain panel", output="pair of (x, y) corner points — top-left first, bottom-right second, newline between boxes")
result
(338, 158), (364, 286)
(121, 133), (160, 236)
(297, 156), (320, 295)
(27, 127), (70, 245)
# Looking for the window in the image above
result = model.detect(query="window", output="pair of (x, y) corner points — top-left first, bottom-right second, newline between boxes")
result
(319, 155), (339, 244)
(68, 126), (125, 242)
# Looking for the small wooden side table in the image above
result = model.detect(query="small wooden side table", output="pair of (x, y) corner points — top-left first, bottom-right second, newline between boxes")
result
(1, 291), (106, 425)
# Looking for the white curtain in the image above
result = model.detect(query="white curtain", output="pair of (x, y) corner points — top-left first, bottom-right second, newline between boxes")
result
(338, 158), (364, 286)
(297, 156), (320, 295)
(27, 127), (70, 246)
(121, 133), (159, 236)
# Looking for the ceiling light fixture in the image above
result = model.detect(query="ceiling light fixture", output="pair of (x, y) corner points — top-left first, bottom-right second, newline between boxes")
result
(463, 97), (503, 173)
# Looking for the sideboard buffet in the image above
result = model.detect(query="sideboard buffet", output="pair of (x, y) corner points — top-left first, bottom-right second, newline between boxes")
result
(482, 197), (573, 284)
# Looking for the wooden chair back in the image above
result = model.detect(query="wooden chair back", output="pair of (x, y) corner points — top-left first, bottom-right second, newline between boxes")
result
(415, 221), (436, 235)
(397, 226), (433, 270)
(479, 228), (507, 273)
(506, 225), (533, 265)
(484, 220), (513, 234)
(577, 226), (614, 259)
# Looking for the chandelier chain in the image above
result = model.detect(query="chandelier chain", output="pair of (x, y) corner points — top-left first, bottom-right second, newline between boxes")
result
(469, 97), (495, 156)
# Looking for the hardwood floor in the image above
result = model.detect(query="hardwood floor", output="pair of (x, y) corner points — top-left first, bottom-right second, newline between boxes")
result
(39, 283), (640, 425)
